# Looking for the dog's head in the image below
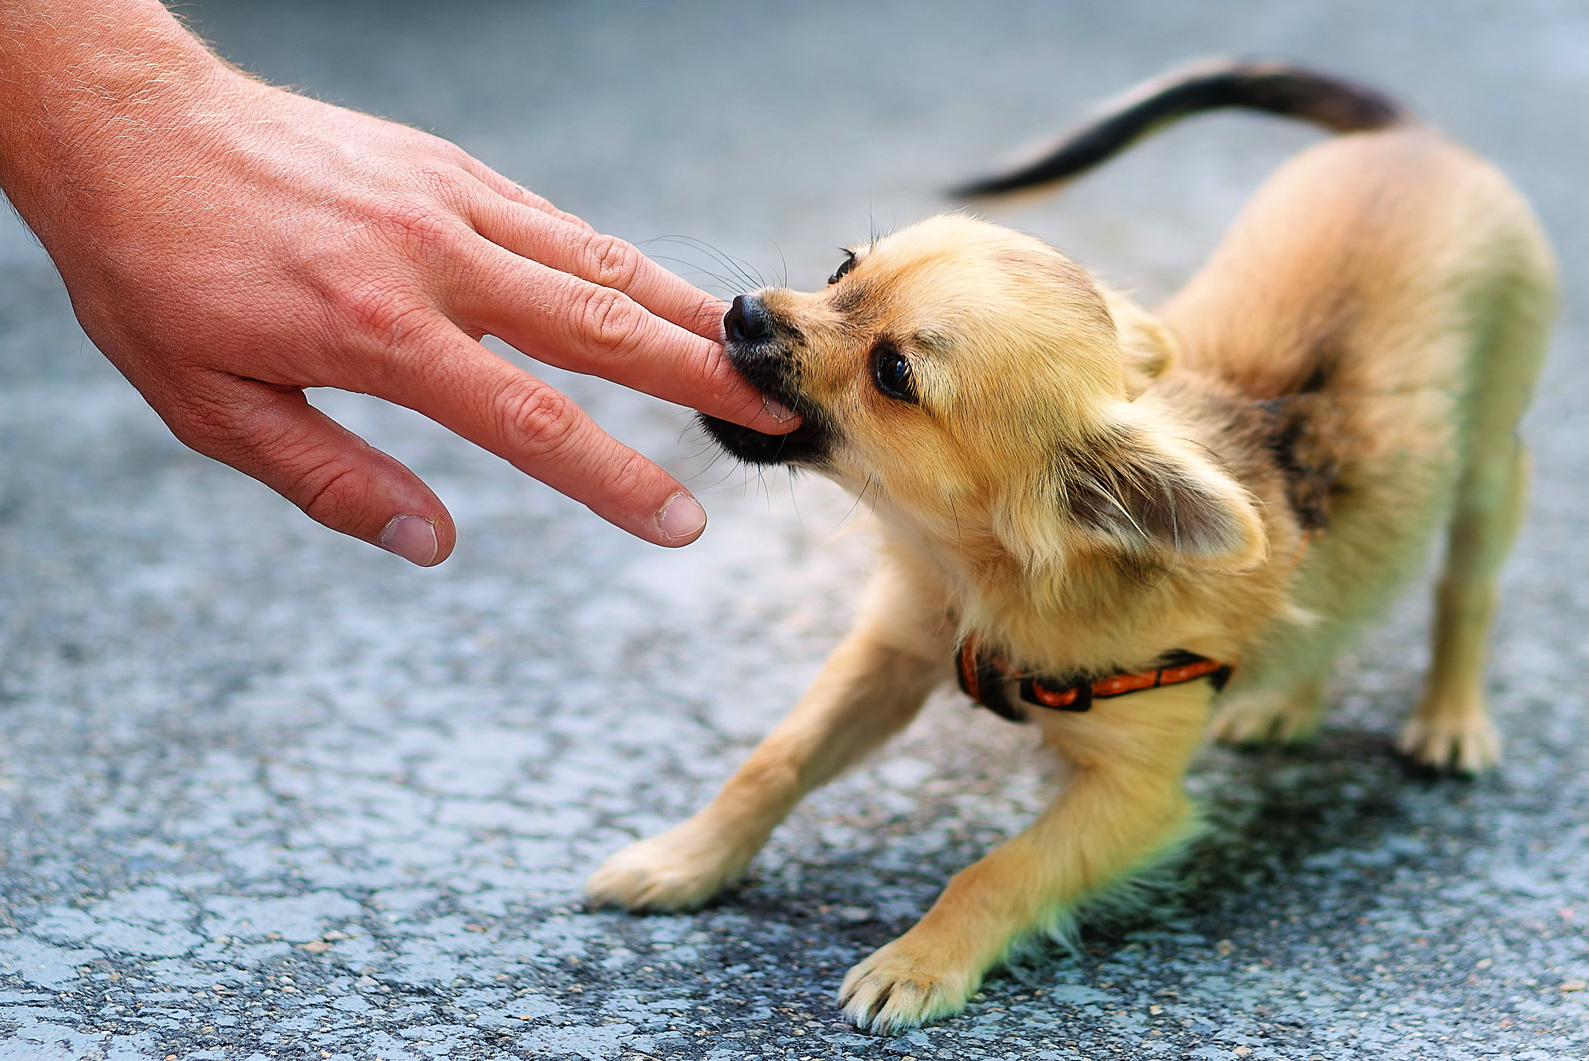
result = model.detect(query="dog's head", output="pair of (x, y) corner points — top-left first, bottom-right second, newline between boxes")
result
(702, 214), (1265, 574)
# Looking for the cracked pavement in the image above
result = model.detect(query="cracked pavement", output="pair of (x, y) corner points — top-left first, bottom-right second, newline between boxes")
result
(3, 1), (1589, 1058)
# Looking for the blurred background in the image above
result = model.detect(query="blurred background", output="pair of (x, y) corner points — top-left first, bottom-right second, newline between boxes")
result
(1, 2), (1587, 1058)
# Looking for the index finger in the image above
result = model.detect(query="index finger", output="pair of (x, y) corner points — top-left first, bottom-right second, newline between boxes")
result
(449, 240), (797, 434)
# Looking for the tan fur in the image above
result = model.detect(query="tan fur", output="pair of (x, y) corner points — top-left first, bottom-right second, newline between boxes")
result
(586, 126), (1555, 1032)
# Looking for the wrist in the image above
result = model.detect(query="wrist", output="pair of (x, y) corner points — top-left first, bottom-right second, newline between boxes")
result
(0, 0), (246, 244)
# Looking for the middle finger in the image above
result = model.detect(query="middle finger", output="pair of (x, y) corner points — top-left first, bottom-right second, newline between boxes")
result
(443, 238), (795, 433)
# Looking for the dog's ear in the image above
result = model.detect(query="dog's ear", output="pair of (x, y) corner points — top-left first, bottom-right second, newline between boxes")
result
(1058, 419), (1267, 570)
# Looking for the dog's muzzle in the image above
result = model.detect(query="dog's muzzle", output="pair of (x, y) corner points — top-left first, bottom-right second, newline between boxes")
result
(698, 294), (834, 466)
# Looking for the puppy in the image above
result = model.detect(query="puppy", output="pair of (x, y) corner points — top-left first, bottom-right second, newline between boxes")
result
(588, 59), (1556, 1032)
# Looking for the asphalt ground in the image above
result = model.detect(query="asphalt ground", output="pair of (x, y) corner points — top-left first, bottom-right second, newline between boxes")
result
(2, 2), (1589, 1058)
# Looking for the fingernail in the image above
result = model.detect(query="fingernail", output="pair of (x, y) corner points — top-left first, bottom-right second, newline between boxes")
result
(762, 398), (797, 423)
(656, 492), (706, 542)
(379, 515), (440, 566)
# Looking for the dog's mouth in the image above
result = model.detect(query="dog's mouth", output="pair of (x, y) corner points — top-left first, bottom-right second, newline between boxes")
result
(698, 409), (832, 467)
(698, 295), (835, 466)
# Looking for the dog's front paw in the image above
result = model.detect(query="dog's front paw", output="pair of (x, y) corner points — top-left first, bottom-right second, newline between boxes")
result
(838, 934), (979, 1034)
(585, 825), (751, 912)
(1397, 713), (1500, 775)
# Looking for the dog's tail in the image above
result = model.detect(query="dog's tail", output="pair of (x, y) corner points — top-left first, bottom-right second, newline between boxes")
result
(951, 58), (1413, 198)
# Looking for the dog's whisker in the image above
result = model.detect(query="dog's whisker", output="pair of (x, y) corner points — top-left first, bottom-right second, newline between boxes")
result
(771, 240), (789, 290)
(784, 466), (805, 532)
(645, 234), (768, 293)
(836, 472), (878, 533)
(645, 254), (744, 299)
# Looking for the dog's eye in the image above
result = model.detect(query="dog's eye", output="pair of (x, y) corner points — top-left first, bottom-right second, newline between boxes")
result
(871, 343), (918, 404)
(827, 250), (857, 286)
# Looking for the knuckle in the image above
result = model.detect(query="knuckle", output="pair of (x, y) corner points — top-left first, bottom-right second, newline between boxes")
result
(371, 194), (459, 256)
(296, 461), (367, 525)
(498, 382), (580, 455)
(574, 287), (646, 356)
(410, 157), (476, 204)
(160, 381), (269, 459)
(164, 398), (237, 455)
(581, 232), (642, 290)
(600, 445), (655, 500)
(427, 138), (476, 170)
(334, 280), (436, 358)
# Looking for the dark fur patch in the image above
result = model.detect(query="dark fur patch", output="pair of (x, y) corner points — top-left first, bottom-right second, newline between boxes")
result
(1258, 394), (1343, 530)
(1296, 363), (1330, 395)
(699, 412), (835, 466)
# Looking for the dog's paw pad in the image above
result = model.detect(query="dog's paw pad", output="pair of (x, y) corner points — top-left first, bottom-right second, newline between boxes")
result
(584, 834), (740, 913)
(838, 939), (974, 1034)
(1397, 715), (1500, 775)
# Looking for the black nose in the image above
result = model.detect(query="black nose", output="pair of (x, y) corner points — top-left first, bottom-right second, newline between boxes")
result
(724, 294), (772, 344)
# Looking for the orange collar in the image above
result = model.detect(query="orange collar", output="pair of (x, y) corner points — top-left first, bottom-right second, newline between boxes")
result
(955, 636), (1234, 723)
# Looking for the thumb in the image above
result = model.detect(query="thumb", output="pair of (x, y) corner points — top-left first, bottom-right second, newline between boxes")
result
(165, 377), (456, 565)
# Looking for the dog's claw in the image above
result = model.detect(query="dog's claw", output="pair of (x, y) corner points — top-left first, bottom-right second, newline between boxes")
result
(838, 937), (977, 1034)
(1397, 714), (1500, 775)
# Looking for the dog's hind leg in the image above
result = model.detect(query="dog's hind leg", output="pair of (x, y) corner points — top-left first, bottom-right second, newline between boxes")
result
(1399, 274), (1550, 774)
(839, 681), (1210, 1033)
(586, 559), (949, 912)
(1398, 436), (1528, 773)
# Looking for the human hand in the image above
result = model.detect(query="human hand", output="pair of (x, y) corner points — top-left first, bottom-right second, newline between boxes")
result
(0, 2), (794, 564)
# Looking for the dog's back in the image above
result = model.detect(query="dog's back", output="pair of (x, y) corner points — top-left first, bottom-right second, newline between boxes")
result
(1171, 127), (1553, 759)
(960, 60), (1556, 767)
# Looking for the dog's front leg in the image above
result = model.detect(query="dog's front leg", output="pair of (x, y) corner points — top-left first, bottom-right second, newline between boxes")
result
(840, 681), (1212, 1033)
(587, 561), (949, 912)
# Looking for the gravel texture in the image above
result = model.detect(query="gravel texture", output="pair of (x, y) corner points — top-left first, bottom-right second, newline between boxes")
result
(2, 2), (1588, 1058)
